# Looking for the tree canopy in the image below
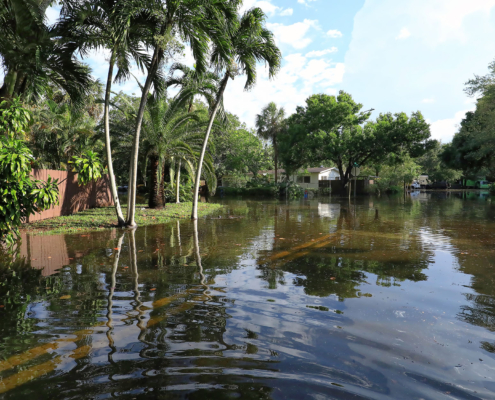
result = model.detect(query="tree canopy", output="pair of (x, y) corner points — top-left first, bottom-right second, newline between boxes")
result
(279, 91), (432, 190)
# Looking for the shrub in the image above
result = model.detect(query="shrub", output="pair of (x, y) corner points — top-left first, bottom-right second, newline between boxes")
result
(0, 100), (59, 246)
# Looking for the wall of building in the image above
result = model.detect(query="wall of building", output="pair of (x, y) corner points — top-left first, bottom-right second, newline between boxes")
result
(26, 169), (113, 223)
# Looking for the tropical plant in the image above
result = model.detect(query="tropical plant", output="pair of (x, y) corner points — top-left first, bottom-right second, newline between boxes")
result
(191, 6), (281, 219)
(70, 150), (104, 186)
(141, 95), (215, 208)
(28, 98), (102, 170)
(255, 102), (285, 184)
(0, 102), (59, 246)
(125, 0), (239, 227)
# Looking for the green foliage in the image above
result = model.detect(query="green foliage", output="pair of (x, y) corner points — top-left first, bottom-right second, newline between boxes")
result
(443, 59), (495, 179)
(0, 98), (31, 136)
(280, 180), (304, 199)
(70, 150), (104, 186)
(212, 113), (273, 182)
(416, 140), (462, 182)
(0, 102), (59, 245)
(280, 92), (432, 190)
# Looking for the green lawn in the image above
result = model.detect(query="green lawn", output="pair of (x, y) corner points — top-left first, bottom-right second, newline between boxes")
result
(22, 202), (224, 236)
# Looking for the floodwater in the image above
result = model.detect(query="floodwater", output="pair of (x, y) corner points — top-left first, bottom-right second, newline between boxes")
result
(1, 192), (495, 399)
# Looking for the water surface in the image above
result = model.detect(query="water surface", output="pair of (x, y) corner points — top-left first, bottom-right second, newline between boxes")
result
(1, 193), (495, 399)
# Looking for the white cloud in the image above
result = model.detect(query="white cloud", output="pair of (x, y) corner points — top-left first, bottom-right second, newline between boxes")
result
(298, 0), (317, 5)
(396, 27), (411, 40)
(327, 29), (343, 38)
(429, 109), (473, 142)
(343, 0), (495, 140)
(267, 19), (319, 49)
(223, 54), (344, 126)
(280, 8), (293, 16)
(305, 48), (338, 57)
(422, 98), (435, 103)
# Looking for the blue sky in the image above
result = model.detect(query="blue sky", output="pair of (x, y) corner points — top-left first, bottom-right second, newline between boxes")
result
(44, 0), (495, 142)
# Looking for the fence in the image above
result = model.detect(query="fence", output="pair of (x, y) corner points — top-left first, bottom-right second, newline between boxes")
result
(26, 169), (113, 223)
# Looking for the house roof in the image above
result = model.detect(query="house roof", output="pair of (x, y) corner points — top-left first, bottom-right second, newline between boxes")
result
(246, 169), (285, 176)
(246, 167), (338, 176)
(305, 167), (337, 173)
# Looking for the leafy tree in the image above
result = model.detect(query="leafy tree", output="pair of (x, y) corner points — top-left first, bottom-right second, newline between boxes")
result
(0, 100), (59, 246)
(443, 59), (495, 180)
(416, 140), (462, 183)
(212, 117), (272, 185)
(255, 102), (285, 183)
(191, 6), (281, 219)
(280, 92), (432, 192)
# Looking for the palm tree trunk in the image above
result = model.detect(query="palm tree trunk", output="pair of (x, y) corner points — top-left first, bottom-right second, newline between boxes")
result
(104, 51), (125, 226)
(148, 155), (164, 208)
(126, 46), (161, 226)
(191, 72), (229, 219)
(176, 159), (181, 203)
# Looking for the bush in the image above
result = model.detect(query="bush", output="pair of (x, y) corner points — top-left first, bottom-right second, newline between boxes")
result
(164, 182), (193, 203)
(0, 100), (60, 246)
(386, 185), (403, 193)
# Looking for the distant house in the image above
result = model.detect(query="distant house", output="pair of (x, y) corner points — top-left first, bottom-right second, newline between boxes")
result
(220, 167), (340, 189)
(289, 167), (340, 189)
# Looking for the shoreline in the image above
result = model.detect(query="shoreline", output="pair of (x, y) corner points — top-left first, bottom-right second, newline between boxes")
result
(21, 202), (224, 236)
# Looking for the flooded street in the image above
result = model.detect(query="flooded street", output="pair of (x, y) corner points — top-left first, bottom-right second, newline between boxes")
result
(1, 193), (495, 399)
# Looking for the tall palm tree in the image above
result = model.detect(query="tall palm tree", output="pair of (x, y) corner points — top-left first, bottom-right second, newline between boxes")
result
(124, 0), (239, 227)
(191, 7), (281, 220)
(255, 102), (285, 184)
(59, 0), (155, 226)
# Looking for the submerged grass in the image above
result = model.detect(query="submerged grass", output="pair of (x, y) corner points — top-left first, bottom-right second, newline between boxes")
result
(22, 202), (224, 236)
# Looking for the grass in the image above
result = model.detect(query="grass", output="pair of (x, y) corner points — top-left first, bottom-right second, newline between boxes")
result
(22, 202), (224, 236)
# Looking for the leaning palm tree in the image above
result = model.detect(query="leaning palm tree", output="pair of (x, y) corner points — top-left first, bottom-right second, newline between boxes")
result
(255, 102), (285, 184)
(124, 0), (238, 227)
(191, 7), (281, 220)
(166, 63), (224, 201)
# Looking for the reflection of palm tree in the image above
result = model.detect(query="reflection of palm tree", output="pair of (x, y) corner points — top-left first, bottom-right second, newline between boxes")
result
(106, 232), (125, 363)
(128, 229), (147, 341)
(193, 220), (206, 286)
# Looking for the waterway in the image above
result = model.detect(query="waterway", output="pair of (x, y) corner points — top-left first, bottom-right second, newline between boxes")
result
(1, 192), (495, 399)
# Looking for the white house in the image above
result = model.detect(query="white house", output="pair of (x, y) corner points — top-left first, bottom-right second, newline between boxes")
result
(220, 167), (341, 189)
(290, 167), (340, 189)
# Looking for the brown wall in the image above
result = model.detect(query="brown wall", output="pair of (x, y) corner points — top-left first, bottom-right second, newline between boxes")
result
(26, 169), (113, 223)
